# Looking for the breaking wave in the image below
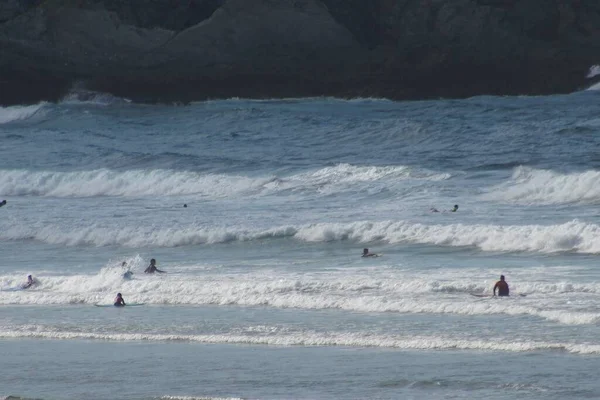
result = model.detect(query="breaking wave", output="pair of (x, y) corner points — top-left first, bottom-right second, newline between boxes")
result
(2, 264), (600, 325)
(0, 328), (598, 354)
(0, 103), (47, 124)
(483, 166), (600, 205)
(0, 164), (448, 198)
(3, 219), (600, 254)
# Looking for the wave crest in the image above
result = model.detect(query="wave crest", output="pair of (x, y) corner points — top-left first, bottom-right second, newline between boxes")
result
(3, 219), (600, 253)
(0, 164), (448, 198)
(483, 166), (600, 205)
(0, 103), (47, 124)
(1, 328), (598, 354)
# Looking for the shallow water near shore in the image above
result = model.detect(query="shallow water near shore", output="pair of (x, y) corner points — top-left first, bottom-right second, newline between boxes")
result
(3, 338), (600, 400)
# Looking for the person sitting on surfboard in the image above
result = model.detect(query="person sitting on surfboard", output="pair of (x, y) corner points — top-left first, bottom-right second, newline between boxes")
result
(493, 275), (509, 297)
(22, 275), (35, 289)
(362, 248), (378, 257)
(114, 293), (126, 307)
(144, 259), (165, 274)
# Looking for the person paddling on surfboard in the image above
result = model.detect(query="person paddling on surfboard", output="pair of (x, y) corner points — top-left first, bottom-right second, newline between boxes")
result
(362, 248), (378, 257)
(114, 293), (126, 307)
(430, 205), (458, 213)
(493, 275), (509, 297)
(144, 258), (165, 274)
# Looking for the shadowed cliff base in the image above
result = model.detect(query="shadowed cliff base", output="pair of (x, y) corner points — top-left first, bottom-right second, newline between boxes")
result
(1, 0), (600, 105)
(84, 66), (592, 105)
(3, 59), (594, 106)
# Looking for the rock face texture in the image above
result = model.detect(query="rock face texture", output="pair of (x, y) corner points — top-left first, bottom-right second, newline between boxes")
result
(1, 0), (599, 105)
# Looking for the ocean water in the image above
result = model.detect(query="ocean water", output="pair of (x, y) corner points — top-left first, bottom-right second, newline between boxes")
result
(2, 92), (600, 400)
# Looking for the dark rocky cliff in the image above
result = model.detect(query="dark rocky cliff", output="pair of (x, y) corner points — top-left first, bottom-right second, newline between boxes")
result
(1, 0), (599, 105)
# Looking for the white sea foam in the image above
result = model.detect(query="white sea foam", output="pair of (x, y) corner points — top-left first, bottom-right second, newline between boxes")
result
(587, 65), (600, 78)
(483, 166), (600, 205)
(0, 164), (446, 198)
(264, 163), (449, 194)
(2, 269), (600, 325)
(3, 218), (600, 254)
(294, 219), (600, 253)
(0, 328), (598, 354)
(0, 103), (47, 124)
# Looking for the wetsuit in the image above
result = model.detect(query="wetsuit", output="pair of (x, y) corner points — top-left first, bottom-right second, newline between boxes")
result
(144, 265), (164, 273)
(493, 280), (509, 296)
(114, 297), (125, 307)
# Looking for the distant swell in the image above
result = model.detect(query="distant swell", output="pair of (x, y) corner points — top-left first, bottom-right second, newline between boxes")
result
(483, 166), (600, 205)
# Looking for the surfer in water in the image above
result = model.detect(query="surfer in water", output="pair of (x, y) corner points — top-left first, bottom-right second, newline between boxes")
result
(22, 275), (35, 289)
(362, 248), (378, 257)
(493, 275), (509, 297)
(430, 205), (458, 213)
(114, 293), (126, 307)
(121, 261), (134, 279)
(0, 200), (6, 208)
(144, 259), (165, 274)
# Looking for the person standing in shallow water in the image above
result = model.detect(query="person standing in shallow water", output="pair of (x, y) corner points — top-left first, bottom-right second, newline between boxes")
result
(493, 275), (509, 296)
(144, 258), (165, 274)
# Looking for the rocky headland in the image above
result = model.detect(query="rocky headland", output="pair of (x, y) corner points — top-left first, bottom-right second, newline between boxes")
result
(1, 0), (600, 105)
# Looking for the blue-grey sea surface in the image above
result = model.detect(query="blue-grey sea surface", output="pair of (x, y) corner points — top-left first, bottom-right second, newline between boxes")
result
(2, 92), (600, 399)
